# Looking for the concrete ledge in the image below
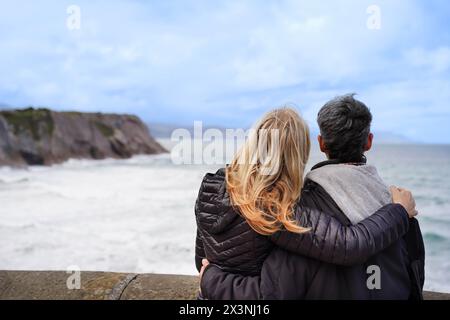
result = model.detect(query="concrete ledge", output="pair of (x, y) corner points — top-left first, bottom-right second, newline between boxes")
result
(0, 271), (199, 300)
(0, 271), (448, 300)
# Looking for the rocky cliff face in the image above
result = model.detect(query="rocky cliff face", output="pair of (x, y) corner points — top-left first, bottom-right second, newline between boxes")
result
(0, 108), (167, 166)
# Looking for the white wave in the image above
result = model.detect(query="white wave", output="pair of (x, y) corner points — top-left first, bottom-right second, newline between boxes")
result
(0, 145), (449, 292)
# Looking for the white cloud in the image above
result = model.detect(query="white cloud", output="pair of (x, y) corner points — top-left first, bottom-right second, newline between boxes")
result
(405, 47), (450, 73)
(0, 0), (449, 142)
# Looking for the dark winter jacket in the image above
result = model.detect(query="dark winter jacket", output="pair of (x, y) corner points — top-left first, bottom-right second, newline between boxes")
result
(195, 167), (411, 277)
(198, 166), (425, 300)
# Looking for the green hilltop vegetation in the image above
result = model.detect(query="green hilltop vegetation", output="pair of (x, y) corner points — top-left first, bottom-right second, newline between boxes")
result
(0, 107), (117, 140)
(94, 121), (115, 137)
(0, 107), (54, 140)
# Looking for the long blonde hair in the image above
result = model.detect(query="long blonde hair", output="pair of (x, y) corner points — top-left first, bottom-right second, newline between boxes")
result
(226, 107), (311, 235)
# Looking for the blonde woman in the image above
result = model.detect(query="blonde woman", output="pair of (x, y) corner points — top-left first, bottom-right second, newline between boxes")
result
(194, 107), (417, 298)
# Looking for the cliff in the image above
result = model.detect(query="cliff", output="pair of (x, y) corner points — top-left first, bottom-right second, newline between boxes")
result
(0, 108), (167, 166)
(0, 271), (448, 300)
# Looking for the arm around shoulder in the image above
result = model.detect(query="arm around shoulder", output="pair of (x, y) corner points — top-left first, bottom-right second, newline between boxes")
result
(270, 203), (410, 266)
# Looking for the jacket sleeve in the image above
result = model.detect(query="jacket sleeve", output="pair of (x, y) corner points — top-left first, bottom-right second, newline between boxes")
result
(200, 265), (262, 300)
(195, 228), (206, 272)
(404, 217), (425, 300)
(270, 203), (410, 266)
(194, 187), (206, 272)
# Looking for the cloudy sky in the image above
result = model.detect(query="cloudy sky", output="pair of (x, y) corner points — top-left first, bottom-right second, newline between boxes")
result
(1, 0), (449, 143)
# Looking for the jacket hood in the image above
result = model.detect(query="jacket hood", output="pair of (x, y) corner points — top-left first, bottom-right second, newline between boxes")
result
(305, 163), (391, 224)
(196, 168), (239, 234)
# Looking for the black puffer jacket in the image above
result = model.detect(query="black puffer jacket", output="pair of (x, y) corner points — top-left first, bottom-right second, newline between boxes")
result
(198, 167), (425, 300)
(195, 168), (410, 276)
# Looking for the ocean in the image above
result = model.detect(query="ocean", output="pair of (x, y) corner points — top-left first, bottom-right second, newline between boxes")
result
(0, 141), (449, 293)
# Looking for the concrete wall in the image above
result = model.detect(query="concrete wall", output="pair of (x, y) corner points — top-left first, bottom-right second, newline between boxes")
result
(0, 271), (448, 300)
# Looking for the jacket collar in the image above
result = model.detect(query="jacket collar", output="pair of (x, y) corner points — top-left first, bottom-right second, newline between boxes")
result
(311, 156), (367, 171)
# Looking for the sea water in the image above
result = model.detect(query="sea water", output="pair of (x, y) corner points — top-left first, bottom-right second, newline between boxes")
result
(0, 142), (449, 293)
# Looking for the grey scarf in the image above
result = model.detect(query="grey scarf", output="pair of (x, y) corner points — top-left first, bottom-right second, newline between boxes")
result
(305, 164), (391, 224)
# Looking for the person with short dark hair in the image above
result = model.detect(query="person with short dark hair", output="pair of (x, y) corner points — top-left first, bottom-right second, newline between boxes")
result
(317, 93), (372, 163)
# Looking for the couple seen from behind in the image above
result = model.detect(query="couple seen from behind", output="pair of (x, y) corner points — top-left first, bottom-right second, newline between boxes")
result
(194, 94), (425, 300)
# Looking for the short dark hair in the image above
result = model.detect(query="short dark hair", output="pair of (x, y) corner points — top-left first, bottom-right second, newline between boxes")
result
(317, 94), (372, 162)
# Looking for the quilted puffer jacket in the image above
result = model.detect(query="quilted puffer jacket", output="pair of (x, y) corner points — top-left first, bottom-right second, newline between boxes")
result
(195, 168), (410, 276)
